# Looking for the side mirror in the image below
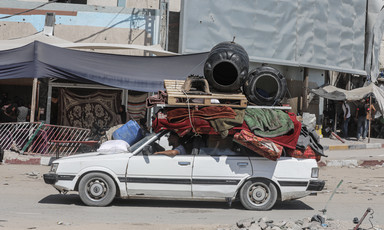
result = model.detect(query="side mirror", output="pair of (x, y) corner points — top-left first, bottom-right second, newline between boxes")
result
(142, 145), (152, 155)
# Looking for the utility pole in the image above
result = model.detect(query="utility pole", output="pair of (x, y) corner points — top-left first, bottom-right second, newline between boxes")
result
(159, 0), (169, 50)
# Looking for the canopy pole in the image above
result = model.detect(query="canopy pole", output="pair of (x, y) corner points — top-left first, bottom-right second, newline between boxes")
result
(302, 68), (309, 112)
(46, 80), (52, 124)
(147, 92), (154, 132)
(30, 78), (38, 122)
(368, 95), (372, 143)
(346, 74), (351, 90)
(334, 102), (337, 133)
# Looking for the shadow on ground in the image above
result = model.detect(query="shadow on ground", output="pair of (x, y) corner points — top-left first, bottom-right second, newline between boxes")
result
(39, 195), (313, 211)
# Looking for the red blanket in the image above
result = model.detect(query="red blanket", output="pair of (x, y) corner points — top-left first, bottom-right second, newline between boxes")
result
(153, 110), (248, 137)
(166, 106), (236, 123)
(286, 146), (321, 162)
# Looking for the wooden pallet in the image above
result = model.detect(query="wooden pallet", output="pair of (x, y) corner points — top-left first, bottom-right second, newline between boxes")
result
(164, 80), (248, 108)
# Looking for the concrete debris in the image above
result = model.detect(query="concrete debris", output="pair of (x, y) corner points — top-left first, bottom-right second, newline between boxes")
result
(57, 221), (71, 226)
(236, 217), (257, 228)
(26, 172), (39, 178)
(219, 215), (383, 230)
(9, 141), (21, 153)
(358, 188), (373, 192)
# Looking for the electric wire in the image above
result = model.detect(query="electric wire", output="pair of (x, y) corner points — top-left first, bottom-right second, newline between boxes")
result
(0, 1), (57, 20)
(90, 7), (125, 43)
(368, 209), (375, 229)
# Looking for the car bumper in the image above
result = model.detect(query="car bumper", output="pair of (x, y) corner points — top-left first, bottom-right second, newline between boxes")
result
(43, 173), (58, 184)
(306, 180), (325, 191)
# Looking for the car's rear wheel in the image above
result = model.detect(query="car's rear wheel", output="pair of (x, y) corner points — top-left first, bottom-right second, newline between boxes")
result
(239, 179), (277, 210)
(79, 172), (116, 206)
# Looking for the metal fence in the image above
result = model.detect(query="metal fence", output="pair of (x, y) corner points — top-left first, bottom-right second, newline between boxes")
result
(0, 122), (91, 156)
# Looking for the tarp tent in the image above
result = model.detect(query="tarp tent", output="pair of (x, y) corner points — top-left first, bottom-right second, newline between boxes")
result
(0, 32), (72, 50)
(311, 83), (384, 114)
(0, 32), (176, 57)
(0, 39), (209, 92)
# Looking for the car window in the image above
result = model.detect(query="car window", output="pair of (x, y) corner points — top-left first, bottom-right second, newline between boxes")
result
(130, 130), (169, 153)
(199, 147), (238, 156)
(129, 133), (157, 152)
(196, 134), (255, 157)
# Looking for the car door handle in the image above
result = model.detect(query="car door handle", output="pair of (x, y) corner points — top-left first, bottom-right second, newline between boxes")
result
(178, 161), (191, 166)
(237, 162), (249, 167)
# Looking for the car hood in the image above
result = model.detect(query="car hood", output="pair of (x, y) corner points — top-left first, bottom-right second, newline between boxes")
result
(54, 151), (134, 162)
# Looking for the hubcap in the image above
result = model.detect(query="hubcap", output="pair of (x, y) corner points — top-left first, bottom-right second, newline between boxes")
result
(87, 179), (107, 200)
(248, 183), (269, 205)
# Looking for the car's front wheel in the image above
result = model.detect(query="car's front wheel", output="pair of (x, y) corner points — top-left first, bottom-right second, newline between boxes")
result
(239, 179), (278, 210)
(78, 172), (116, 206)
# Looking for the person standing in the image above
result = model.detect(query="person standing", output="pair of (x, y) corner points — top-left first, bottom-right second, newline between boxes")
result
(116, 105), (127, 124)
(364, 98), (376, 140)
(341, 100), (350, 139)
(17, 99), (29, 122)
(1, 103), (17, 122)
(356, 99), (368, 141)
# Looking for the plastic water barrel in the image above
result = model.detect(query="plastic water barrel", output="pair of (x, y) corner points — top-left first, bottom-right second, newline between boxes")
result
(204, 41), (249, 92)
(243, 66), (287, 106)
(112, 120), (143, 146)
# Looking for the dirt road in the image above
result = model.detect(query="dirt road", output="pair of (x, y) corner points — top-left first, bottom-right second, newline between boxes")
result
(0, 164), (383, 230)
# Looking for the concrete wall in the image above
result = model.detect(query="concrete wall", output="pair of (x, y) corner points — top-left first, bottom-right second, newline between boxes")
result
(0, 0), (180, 52)
(129, 0), (180, 12)
(0, 1), (160, 55)
(17, 0), (181, 11)
(88, 0), (117, 7)
(0, 21), (37, 40)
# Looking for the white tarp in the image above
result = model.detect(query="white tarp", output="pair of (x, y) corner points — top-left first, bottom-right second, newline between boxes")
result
(180, 0), (367, 75)
(311, 84), (384, 114)
(365, 6), (384, 82)
(0, 32), (175, 56)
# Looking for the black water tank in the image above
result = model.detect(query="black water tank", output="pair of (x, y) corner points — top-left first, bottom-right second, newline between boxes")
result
(244, 66), (287, 106)
(204, 42), (249, 92)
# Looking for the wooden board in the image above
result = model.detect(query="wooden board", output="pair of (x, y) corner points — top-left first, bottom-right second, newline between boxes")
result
(164, 80), (248, 108)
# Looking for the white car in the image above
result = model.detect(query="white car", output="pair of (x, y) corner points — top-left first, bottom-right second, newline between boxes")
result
(43, 130), (324, 210)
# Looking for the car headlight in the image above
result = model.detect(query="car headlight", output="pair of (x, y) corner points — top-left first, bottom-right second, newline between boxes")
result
(311, 167), (319, 178)
(50, 163), (59, 173)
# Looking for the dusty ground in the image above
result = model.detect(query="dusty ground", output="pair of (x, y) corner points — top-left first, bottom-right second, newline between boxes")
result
(0, 163), (383, 230)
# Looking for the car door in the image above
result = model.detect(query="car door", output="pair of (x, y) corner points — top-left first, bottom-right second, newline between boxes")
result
(126, 154), (194, 198)
(192, 147), (252, 199)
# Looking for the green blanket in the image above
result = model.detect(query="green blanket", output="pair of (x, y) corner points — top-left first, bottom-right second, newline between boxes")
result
(210, 109), (245, 138)
(244, 108), (294, 137)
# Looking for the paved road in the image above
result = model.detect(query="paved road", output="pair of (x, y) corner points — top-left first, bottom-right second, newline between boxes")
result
(324, 147), (384, 161)
(0, 163), (383, 230)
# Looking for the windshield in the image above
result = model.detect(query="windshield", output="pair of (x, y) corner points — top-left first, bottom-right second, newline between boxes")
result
(129, 130), (168, 153)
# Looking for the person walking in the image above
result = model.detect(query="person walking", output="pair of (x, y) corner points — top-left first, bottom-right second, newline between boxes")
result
(341, 100), (350, 139)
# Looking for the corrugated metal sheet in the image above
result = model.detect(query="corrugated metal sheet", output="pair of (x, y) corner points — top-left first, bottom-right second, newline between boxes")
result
(180, 0), (367, 75)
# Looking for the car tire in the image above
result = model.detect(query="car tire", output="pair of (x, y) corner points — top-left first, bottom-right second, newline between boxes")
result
(78, 172), (116, 207)
(239, 179), (278, 210)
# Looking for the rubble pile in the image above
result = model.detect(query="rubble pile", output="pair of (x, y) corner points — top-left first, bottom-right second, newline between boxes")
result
(218, 216), (382, 230)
